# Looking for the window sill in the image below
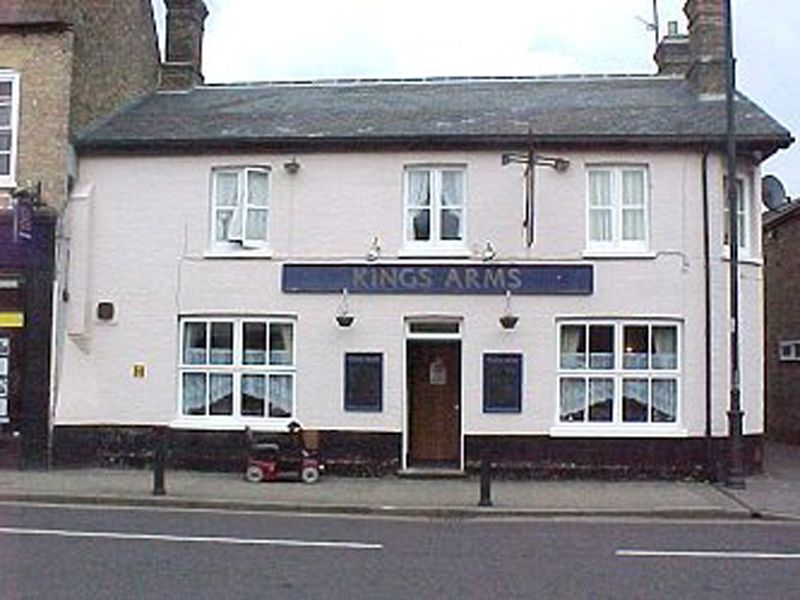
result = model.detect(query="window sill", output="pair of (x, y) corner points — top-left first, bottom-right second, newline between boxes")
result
(549, 424), (688, 438)
(721, 253), (763, 266)
(398, 246), (471, 259)
(581, 249), (656, 260)
(203, 247), (274, 259)
(170, 417), (293, 431)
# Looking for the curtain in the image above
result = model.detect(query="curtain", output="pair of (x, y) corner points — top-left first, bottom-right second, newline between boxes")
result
(652, 379), (677, 422)
(183, 322), (207, 364)
(589, 171), (612, 242)
(241, 374), (266, 417)
(560, 378), (586, 422)
(182, 373), (206, 415)
(652, 326), (677, 369)
(441, 171), (463, 206)
(560, 325), (585, 369)
(622, 171), (645, 241)
(269, 374), (293, 418)
(247, 170), (269, 206)
(269, 323), (294, 365)
(408, 170), (430, 206)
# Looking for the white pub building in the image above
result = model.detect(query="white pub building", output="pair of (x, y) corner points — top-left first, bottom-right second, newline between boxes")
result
(52, 0), (792, 476)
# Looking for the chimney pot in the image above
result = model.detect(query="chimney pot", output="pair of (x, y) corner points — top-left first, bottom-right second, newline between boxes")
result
(684, 0), (727, 96)
(668, 21), (679, 36)
(160, 0), (209, 90)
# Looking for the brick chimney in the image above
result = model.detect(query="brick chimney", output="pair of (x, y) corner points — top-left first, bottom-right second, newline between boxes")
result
(684, 0), (727, 96)
(160, 0), (208, 90)
(654, 21), (691, 76)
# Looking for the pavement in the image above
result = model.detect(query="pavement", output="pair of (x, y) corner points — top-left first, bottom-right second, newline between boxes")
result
(0, 441), (798, 520)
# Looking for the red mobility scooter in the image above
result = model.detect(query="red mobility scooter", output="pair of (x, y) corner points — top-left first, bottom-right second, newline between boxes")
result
(244, 421), (323, 484)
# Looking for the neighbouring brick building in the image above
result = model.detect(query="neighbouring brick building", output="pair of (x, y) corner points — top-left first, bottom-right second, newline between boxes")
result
(0, 0), (160, 468)
(764, 200), (800, 443)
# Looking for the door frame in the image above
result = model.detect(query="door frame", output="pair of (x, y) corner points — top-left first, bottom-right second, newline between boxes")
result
(402, 318), (463, 471)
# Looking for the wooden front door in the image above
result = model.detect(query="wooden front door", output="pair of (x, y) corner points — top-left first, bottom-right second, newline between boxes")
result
(408, 341), (461, 466)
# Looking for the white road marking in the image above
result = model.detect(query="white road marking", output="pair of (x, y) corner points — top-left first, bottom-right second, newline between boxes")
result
(0, 526), (382, 550)
(617, 549), (800, 560)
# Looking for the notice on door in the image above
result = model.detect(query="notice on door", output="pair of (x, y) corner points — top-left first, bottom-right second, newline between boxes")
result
(429, 357), (447, 386)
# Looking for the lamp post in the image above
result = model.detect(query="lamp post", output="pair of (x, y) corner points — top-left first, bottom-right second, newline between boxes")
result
(724, 0), (745, 489)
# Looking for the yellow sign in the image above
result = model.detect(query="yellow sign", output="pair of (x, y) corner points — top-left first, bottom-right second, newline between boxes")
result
(132, 363), (146, 378)
(0, 312), (24, 328)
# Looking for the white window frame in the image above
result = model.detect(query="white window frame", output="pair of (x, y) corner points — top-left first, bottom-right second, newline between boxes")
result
(585, 165), (650, 255)
(176, 316), (296, 428)
(209, 166), (271, 253)
(779, 340), (800, 362)
(552, 319), (684, 437)
(723, 176), (751, 256)
(401, 165), (468, 256)
(0, 71), (20, 188)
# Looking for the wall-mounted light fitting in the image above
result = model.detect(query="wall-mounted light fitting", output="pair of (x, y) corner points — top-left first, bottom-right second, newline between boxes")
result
(283, 157), (301, 175)
(482, 240), (496, 261)
(366, 236), (381, 261)
(336, 288), (355, 327)
(499, 290), (519, 330)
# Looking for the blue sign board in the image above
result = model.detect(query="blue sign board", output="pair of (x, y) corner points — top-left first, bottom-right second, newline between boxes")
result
(282, 263), (592, 295)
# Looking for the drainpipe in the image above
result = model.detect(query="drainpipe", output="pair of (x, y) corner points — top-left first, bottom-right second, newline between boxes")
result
(701, 148), (713, 479)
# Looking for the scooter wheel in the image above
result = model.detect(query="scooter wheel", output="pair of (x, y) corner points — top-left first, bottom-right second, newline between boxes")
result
(301, 466), (320, 484)
(245, 465), (264, 483)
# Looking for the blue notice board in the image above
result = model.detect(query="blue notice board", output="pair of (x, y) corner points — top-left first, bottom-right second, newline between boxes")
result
(282, 263), (592, 295)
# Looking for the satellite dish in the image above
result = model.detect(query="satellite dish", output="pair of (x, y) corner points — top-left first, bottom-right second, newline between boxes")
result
(762, 175), (788, 210)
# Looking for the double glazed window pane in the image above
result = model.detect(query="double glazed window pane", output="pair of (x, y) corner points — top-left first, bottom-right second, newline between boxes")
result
(652, 327), (677, 369)
(589, 325), (614, 369)
(621, 170), (645, 241)
(623, 326), (649, 369)
(183, 323), (207, 364)
(269, 375), (293, 417)
(269, 323), (294, 365)
(182, 373), (206, 415)
(210, 323), (233, 364)
(209, 374), (233, 415)
(622, 378), (649, 422)
(589, 171), (612, 242)
(560, 378), (585, 422)
(243, 323), (267, 365)
(241, 374), (266, 416)
(560, 325), (586, 369)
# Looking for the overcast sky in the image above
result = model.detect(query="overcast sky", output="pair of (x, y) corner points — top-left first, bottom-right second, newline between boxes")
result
(153, 0), (798, 199)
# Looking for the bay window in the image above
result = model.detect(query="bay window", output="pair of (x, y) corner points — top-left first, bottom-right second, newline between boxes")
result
(558, 321), (679, 427)
(587, 166), (649, 252)
(179, 317), (295, 422)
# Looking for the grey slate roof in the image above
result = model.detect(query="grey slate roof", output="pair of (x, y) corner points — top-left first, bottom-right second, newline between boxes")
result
(76, 75), (792, 153)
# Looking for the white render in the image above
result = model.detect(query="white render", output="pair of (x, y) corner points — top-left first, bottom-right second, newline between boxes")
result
(55, 149), (763, 443)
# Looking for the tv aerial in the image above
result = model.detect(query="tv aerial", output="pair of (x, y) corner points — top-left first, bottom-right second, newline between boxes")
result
(762, 175), (788, 211)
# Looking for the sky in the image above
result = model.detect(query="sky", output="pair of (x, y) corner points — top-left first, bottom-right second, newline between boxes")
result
(152, 0), (799, 199)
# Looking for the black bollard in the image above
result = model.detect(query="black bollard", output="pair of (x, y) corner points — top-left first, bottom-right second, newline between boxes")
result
(152, 426), (167, 496)
(478, 459), (492, 507)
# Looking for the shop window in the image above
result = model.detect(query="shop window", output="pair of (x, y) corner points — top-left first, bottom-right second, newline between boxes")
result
(179, 317), (295, 421)
(483, 353), (522, 413)
(403, 166), (466, 254)
(210, 167), (270, 251)
(344, 353), (383, 412)
(558, 321), (679, 426)
(586, 166), (649, 253)
(0, 72), (19, 186)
